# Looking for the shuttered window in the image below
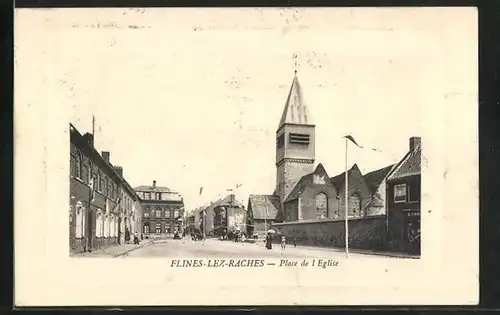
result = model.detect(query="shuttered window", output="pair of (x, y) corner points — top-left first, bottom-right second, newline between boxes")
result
(289, 133), (310, 145)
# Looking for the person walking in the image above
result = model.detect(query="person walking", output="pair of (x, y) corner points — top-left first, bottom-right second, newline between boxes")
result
(280, 235), (286, 250)
(265, 233), (272, 250)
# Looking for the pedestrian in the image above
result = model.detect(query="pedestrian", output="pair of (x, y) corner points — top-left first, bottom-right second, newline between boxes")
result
(281, 235), (286, 250)
(292, 237), (297, 248)
(133, 232), (140, 245)
(265, 233), (272, 250)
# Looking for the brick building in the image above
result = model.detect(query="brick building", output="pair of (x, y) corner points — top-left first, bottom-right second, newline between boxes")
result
(247, 73), (392, 231)
(135, 181), (185, 236)
(386, 137), (421, 255)
(69, 124), (142, 254)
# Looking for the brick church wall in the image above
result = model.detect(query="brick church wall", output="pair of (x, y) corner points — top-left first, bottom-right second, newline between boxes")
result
(272, 215), (387, 251)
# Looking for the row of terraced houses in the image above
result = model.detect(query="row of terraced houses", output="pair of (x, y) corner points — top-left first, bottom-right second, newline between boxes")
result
(69, 123), (185, 254)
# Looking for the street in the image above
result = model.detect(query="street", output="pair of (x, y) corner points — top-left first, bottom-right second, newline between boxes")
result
(121, 237), (400, 259)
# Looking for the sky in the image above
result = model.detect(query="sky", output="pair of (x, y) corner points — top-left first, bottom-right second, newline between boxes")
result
(37, 8), (449, 212)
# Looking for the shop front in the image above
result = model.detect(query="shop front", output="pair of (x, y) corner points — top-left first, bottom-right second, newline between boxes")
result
(403, 210), (421, 255)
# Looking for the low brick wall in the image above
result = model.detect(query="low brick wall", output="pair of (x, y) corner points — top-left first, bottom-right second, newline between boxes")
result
(271, 215), (387, 251)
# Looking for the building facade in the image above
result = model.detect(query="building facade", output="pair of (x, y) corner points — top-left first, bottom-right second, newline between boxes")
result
(386, 137), (421, 255)
(135, 181), (185, 236)
(69, 124), (141, 254)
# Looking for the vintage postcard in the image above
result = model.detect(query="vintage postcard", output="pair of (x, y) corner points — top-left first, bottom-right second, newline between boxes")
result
(14, 7), (478, 306)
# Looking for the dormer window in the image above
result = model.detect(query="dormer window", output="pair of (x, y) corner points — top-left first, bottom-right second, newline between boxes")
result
(289, 133), (310, 145)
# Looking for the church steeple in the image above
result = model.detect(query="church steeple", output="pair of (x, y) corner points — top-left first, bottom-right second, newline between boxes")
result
(275, 58), (316, 202)
(277, 73), (312, 130)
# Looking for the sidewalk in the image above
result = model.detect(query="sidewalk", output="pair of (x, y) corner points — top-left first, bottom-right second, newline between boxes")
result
(74, 239), (155, 258)
(249, 240), (419, 259)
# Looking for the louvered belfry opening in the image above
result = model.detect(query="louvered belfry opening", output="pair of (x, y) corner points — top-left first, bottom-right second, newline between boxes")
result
(289, 132), (310, 145)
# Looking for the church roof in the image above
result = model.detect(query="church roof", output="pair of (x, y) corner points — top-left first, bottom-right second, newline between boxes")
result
(330, 164), (361, 190)
(284, 163), (329, 202)
(278, 74), (313, 130)
(363, 164), (396, 194)
(248, 194), (281, 220)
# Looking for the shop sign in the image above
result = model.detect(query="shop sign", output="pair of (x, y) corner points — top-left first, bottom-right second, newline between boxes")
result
(406, 211), (420, 217)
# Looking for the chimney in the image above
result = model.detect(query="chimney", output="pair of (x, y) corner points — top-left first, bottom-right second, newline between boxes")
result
(152, 180), (156, 189)
(83, 133), (94, 147)
(101, 151), (110, 163)
(114, 166), (123, 177)
(409, 137), (421, 152)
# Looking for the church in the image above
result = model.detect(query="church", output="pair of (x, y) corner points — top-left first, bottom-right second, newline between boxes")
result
(247, 72), (395, 235)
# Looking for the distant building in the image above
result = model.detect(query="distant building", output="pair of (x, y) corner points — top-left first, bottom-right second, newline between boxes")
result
(247, 194), (281, 235)
(69, 123), (141, 254)
(198, 195), (245, 236)
(386, 137), (421, 255)
(135, 181), (185, 235)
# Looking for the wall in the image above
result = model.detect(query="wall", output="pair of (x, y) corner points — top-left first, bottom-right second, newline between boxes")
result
(299, 184), (339, 220)
(336, 167), (372, 219)
(276, 159), (314, 202)
(272, 216), (387, 250)
(386, 175), (421, 253)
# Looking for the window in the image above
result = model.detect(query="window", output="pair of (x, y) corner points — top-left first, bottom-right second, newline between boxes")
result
(104, 213), (109, 238)
(100, 175), (106, 194)
(70, 155), (76, 177)
(96, 210), (103, 237)
(315, 193), (328, 219)
(108, 182), (112, 198)
(408, 185), (419, 202)
(144, 208), (150, 217)
(75, 202), (85, 238)
(156, 210), (161, 218)
(276, 134), (285, 149)
(289, 133), (310, 145)
(174, 210), (179, 218)
(75, 153), (82, 179)
(165, 210), (171, 218)
(348, 194), (362, 217)
(145, 192), (151, 200)
(96, 171), (102, 192)
(144, 223), (150, 234)
(156, 193), (162, 200)
(156, 223), (161, 234)
(82, 164), (89, 184)
(394, 184), (407, 203)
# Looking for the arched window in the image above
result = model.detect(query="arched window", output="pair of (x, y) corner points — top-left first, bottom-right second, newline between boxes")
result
(104, 213), (109, 238)
(96, 210), (102, 237)
(315, 192), (328, 219)
(348, 194), (362, 217)
(75, 201), (85, 238)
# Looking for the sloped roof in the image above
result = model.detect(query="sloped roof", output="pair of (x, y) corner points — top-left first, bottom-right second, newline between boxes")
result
(330, 164), (360, 190)
(278, 74), (313, 130)
(248, 194), (281, 220)
(284, 163), (330, 202)
(364, 195), (384, 209)
(202, 194), (244, 213)
(388, 145), (421, 180)
(134, 185), (175, 193)
(363, 164), (396, 194)
(285, 173), (313, 202)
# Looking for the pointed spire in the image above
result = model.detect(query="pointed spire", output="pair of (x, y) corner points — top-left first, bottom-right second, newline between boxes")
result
(278, 73), (312, 129)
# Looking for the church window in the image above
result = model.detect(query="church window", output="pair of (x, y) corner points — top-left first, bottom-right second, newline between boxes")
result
(315, 193), (328, 219)
(289, 133), (310, 145)
(348, 194), (362, 217)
